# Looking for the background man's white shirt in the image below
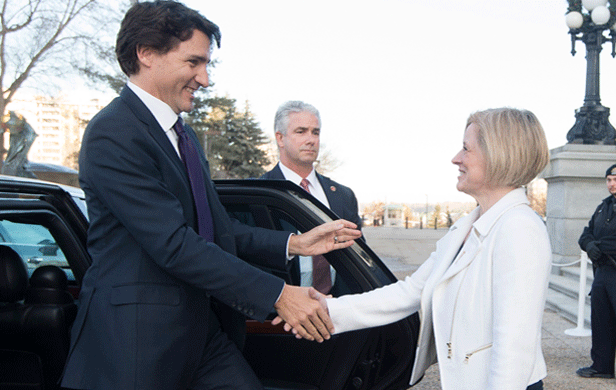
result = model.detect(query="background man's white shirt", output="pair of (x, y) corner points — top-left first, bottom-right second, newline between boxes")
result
(277, 163), (336, 287)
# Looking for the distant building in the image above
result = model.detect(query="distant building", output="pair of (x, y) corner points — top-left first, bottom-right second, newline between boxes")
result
(6, 92), (110, 169)
(384, 203), (404, 227)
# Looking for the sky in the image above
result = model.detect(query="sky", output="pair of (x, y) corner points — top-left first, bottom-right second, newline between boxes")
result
(56, 0), (616, 205)
(175, 0), (610, 206)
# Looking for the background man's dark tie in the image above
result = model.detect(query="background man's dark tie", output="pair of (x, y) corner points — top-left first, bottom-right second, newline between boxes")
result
(300, 178), (332, 294)
(174, 118), (215, 242)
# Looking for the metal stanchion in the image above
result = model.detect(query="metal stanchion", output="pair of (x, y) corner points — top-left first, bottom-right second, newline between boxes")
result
(564, 251), (591, 337)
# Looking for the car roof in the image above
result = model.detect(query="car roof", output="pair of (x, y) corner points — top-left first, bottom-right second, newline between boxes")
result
(0, 174), (84, 198)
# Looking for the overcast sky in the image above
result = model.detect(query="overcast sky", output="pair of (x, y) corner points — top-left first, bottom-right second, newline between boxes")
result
(46, 1), (613, 206)
(177, 0), (613, 205)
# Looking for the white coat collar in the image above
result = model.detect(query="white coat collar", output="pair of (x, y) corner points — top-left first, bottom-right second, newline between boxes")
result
(447, 187), (529, 240)
(472, 187), (529, 239)
(439, 188), (529, 281)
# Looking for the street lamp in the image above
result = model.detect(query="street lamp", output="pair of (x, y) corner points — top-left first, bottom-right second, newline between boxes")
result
(565, 0), (616, 144)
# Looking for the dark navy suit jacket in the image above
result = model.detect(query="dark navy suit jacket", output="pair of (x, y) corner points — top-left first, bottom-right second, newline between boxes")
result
(62, 87), (289, 389)
(261, 164), (363, 288)
(261, 163), (362, 229)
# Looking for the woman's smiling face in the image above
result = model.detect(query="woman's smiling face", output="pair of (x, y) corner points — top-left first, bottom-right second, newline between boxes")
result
(451, 123), (488, 198)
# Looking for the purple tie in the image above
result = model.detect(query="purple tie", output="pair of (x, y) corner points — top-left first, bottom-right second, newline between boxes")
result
(174, 118), (214, 242)
(300, 178), (332, 294)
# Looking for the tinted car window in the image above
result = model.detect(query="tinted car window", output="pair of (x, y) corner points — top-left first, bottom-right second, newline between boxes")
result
(0, 220), (68, 272)
(225, 203), (361, 296)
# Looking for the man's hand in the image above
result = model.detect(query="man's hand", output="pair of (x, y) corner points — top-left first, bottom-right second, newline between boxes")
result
(288, 219), (361, 257)
(273, 288), (332, 338)
(586, 241), (602, 262)
(272, 285), (334, 342)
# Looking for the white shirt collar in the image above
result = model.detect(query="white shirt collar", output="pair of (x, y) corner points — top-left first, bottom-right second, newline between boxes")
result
(127, 81), (179, 131)
(277, 163), (330, 208)
(126, 81), (181, 156)
(278, 162), (316, 187)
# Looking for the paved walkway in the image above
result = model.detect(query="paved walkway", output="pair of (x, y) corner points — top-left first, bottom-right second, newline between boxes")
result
(362, 227), (614, 390)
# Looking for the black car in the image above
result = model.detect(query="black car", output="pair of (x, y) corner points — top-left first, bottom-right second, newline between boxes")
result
(0, 176), (419, 390)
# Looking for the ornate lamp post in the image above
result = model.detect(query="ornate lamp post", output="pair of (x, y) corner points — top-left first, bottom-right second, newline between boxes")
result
(566, 0), (616, 144)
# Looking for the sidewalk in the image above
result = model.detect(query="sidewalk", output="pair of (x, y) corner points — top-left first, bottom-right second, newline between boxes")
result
(362, 227), (615, 390)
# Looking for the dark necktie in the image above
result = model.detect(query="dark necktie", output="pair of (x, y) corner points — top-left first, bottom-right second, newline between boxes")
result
(300, 178), (332, 294)
(173, 118), (215, 242)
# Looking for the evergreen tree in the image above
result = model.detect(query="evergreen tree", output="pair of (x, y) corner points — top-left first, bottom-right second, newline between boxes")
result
(185, 93), (271, 179)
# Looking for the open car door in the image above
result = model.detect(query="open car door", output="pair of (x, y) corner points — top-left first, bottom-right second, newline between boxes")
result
(216, 180), (420, 390)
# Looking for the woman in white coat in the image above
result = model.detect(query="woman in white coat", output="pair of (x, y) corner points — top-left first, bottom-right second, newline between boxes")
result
(284, 108), (552, 390)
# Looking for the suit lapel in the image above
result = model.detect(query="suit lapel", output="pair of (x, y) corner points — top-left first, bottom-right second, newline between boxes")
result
(438, 208), (480, 282)
(317, 174), (343, 216)
(120, 87), (187, 179)
(268, 164), (285, 179)
(119, 87), (222, 239)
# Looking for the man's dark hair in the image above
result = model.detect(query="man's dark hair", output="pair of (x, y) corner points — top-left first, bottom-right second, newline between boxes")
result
(116, 0), (221, 76)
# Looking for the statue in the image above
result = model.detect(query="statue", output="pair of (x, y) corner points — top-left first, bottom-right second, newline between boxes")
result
(1, 111), (38, 178)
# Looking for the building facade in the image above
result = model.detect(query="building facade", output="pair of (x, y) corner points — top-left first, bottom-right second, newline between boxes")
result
(6, 93), (108, 170)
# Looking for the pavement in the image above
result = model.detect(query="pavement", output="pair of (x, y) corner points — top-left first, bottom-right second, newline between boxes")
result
(362, 227), (615, 390)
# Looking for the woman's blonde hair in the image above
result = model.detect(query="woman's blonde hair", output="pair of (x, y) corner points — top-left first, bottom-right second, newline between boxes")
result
(467, 108), (549, 188)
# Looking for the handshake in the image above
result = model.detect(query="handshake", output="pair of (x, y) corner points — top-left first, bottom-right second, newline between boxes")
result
(267, 218), (362, 342)
(272, 285), (333, 342)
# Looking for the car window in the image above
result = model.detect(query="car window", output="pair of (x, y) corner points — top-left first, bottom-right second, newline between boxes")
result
(0, 220), (69, 272)
(225, 203), (361, 296)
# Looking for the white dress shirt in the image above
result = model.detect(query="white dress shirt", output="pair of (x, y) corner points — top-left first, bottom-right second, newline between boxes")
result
(278, 163), (330, 209)
(277, 163), (335, 287)
(127, 81), (181, 157)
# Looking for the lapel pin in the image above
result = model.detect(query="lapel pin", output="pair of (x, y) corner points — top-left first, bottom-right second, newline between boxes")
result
(330, 186), (336, 192)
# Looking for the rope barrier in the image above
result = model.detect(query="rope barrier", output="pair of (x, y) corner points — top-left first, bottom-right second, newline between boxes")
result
(552, 257), (586, 267)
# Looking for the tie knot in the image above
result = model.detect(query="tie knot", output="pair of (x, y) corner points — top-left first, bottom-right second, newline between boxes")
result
(300, 178), (310, 193)
(173, 117), (186, 136)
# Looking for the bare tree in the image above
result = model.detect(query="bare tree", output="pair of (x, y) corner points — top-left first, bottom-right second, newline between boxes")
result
(528, 187), (547, 218)
(526, 179), (547, 218)
(0, 0), (124, 163)
(0, 0), (121, 121)
(314, 144), (342, 176)
(362, 201), (385, 226)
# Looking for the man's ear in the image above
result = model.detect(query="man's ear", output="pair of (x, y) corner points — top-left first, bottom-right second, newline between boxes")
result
(275, 132), (284, 149)
(136, 45), (155, 69)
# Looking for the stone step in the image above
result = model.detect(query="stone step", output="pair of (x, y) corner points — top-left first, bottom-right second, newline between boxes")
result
(546, 264), (592, 328)
(545, 289), (591, 328)
(559, 263), (594, 285)
(549, 273), (591, 304)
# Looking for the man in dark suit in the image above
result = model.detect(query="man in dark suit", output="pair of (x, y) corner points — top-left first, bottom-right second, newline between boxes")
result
(261, 101), (362, 294)
(61, 2), (360, 389)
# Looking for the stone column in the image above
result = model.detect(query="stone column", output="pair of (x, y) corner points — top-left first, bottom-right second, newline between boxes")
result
(543, 144), (616, 266)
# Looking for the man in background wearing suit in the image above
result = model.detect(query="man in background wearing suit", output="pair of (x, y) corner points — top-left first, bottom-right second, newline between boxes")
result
(61, 2), (360, 389)
(261, 101), (362, 294)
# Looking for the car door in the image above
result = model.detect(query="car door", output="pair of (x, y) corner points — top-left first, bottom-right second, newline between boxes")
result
(0, 176), (91, 389)
(0, 176), (419, 390)
(216, 179), (420, 390)
(0, 177), (90, 288)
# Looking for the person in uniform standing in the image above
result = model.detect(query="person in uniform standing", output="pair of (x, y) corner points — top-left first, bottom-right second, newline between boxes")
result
(576, 163), (616, 379)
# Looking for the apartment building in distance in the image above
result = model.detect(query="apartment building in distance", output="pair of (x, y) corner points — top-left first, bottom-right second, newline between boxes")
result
(6, 92), (110, 170)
